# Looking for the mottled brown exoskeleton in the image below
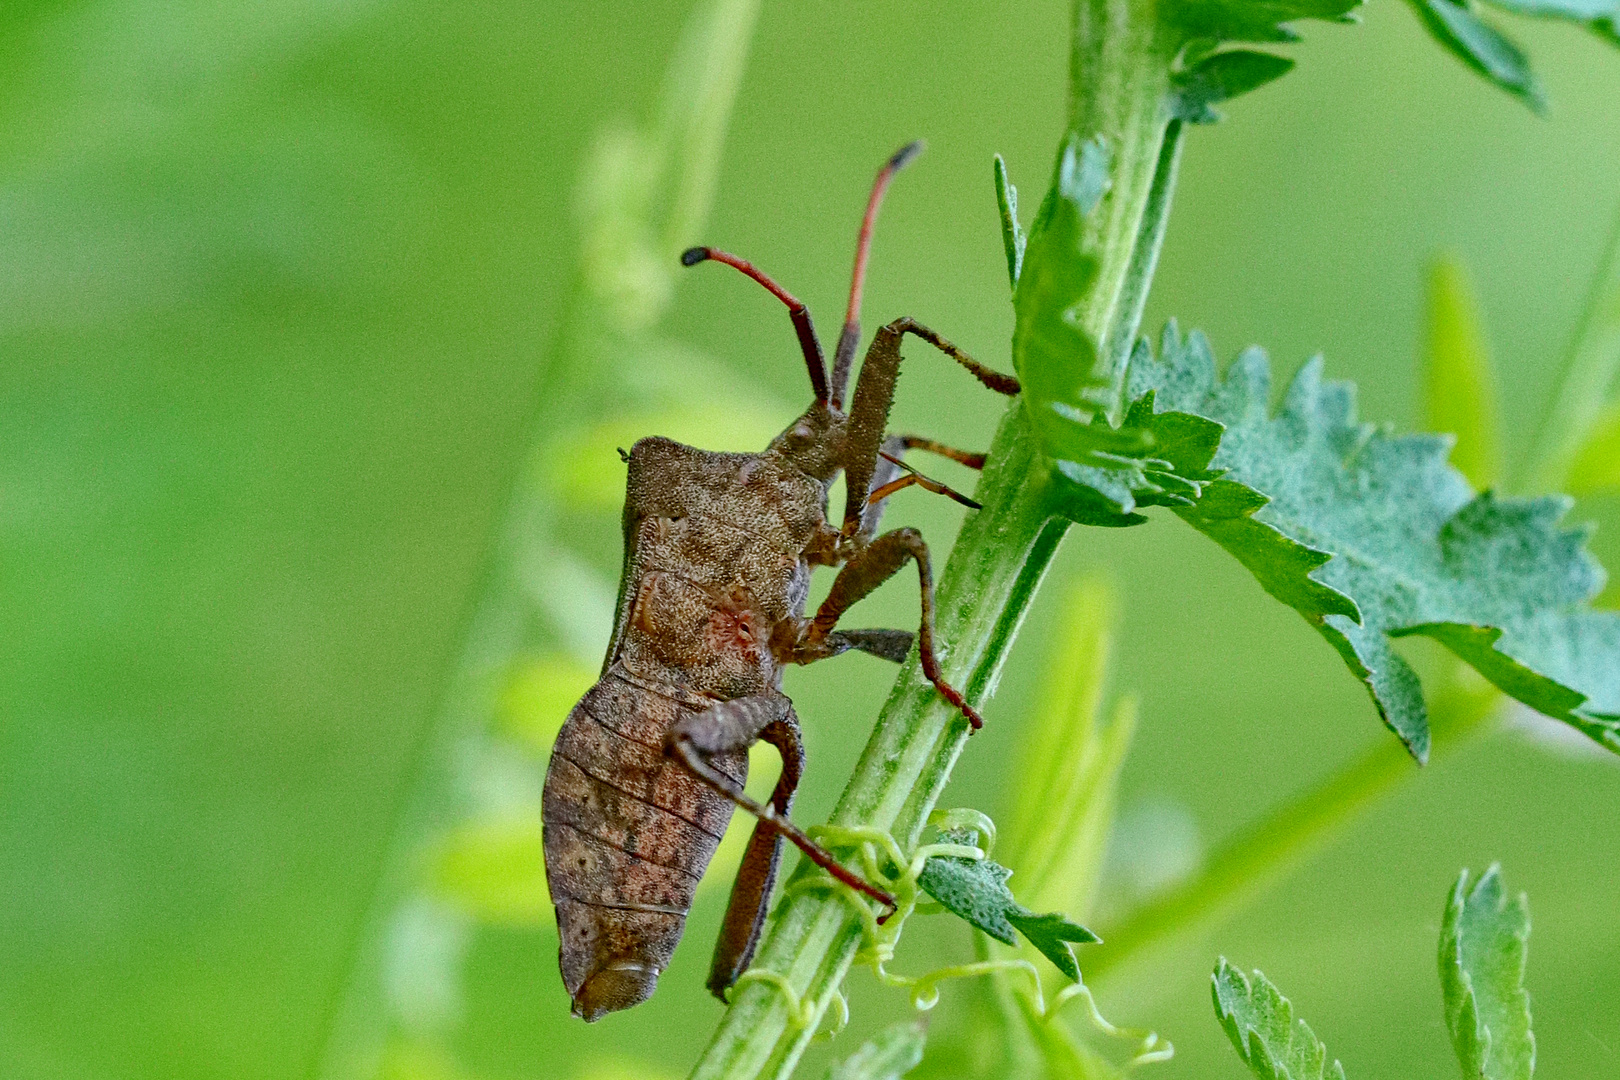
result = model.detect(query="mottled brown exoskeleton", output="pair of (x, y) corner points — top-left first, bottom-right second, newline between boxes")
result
(541, 143), (1021, 1021)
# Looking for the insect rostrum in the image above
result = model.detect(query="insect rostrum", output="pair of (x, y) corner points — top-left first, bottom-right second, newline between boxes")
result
(539, 143), (1021, 1021)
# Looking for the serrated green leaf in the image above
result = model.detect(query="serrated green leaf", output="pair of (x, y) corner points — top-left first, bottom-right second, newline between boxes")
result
(822, 1020), (926, 1080)
(1212, 960), (1348, 1080)
(1440, 866), (1534, 1080)
(1124, 323), (1620, 761)
(1045, 384), (1226, 525)
(995, 155), (1026, 291)
(1566, 401), (1620, 495)
(1171, 51), (1297, 123)
(1424, 257), (1503, 489)
(917, 833), (1018, 944)
(1006, 910), (1105, 981)
(1406, 0), (1546, 111)
(918, 829), (1100, 980)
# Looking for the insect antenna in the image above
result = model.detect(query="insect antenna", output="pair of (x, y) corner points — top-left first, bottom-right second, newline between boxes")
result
(829, 140), (924, 410)
(681, 246), (829, 403)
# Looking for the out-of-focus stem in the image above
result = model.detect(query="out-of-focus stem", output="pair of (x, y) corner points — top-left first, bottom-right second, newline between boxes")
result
(1524, 197), (1620, 492)
(1086, 678), (1501, 981)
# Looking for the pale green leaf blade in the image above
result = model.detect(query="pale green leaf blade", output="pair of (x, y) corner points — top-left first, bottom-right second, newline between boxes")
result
(1566, 402), (1620, 495)
(1440, 866), (1534, 1080)
(823, 1021), (926, 1080)
(1012, 134), (1112, 436)
(1424, 257), (1503, 489)
(1125, 323), (1620, 761)
(1405, 0), (1545, 111)
(1212, 961), (1348, 1080)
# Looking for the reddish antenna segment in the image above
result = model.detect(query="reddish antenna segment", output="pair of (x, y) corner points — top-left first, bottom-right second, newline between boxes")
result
(682, 246), (829, 403)
(830, 140), (925, 409)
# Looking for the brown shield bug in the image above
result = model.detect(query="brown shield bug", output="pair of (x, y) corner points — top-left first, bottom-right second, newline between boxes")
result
(541, 142), (1020, 1021)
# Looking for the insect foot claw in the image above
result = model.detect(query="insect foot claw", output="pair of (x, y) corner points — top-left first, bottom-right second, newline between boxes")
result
(572, 962), (660, 1022)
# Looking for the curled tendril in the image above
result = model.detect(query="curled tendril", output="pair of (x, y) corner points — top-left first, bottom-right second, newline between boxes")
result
(739, 809), (1172, 1069)
(928, 806), (997, 853)
(730, 968), (815, 1031)
(816, 987), (850, 1042)
(1050, 976), (1174, 1068)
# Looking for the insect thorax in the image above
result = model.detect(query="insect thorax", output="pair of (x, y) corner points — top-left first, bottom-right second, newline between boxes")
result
(617, 437), (828, 697)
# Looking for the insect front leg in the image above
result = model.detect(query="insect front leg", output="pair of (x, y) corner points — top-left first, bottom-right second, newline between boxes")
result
(665, 696), (895, 924)
(839, 318), (1018, 538)
(795, 528), (984, 729)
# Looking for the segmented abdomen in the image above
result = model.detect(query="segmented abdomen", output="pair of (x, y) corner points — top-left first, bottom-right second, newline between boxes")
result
(541, 664), (745, 1019)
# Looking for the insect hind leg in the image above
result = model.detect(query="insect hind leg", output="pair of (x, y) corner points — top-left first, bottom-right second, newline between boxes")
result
(706, 712), (804, 999)
(666, 697), (896, 926)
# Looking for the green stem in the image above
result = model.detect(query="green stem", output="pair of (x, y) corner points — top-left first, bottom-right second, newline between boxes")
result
(689, 2), (1178, 1076)
(1085, 677), (1500, 981)
(1523, 195), (1620, 492)
(1102, 118), (1184, 410)
(1068, 0), (1177, 416)
(691, 405), (1065, 1080)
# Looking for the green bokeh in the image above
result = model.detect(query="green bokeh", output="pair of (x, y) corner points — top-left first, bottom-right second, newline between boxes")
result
(1, 2), (1616, 1079)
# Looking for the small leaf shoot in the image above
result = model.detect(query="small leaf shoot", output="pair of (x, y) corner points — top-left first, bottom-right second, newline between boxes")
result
(1440, 866), (1535, 1080)
(994, 155), (1026, 292)
(1212, 960), (1348, 1080)
(1170, 51), (1296, 124)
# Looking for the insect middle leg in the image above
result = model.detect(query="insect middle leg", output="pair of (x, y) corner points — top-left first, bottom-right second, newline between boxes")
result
(794, 527), (984, 729)
(898, 435), (987, 471)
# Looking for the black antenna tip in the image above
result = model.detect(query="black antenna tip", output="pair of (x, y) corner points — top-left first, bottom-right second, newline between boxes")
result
(888, 140), (925, 170)
(680, 246), (709, 267)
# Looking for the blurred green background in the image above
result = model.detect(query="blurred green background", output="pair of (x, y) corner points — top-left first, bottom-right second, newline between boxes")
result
(2, 1), (1617, 1078)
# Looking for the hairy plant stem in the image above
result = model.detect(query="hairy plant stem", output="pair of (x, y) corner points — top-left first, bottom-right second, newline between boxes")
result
(689, 2), (1178, 1077)
(691, 405), (1065, 1080)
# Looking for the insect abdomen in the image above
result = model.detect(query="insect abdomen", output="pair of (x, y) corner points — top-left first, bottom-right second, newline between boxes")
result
(540, 665), (744, 1020)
